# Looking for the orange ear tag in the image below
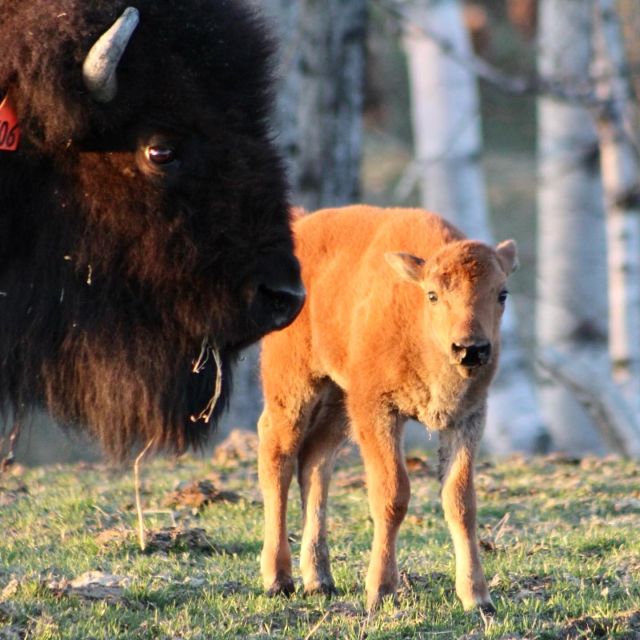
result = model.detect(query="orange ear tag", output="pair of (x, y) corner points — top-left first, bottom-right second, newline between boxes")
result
(0, 94), (20, 152)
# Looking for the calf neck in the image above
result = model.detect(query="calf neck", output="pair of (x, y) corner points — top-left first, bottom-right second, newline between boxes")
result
(258, 205), (518, 612)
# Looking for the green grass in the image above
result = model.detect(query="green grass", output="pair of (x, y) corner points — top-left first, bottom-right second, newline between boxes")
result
(1, 450), (639, 639)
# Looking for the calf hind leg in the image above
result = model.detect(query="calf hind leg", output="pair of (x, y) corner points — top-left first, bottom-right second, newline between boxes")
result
(297, 382), (348, 596)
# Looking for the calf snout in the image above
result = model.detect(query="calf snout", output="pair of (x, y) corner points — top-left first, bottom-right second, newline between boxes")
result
(451, 340), (492, 368)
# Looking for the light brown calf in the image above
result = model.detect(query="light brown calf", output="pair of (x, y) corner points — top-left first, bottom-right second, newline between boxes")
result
(258, 205), (518, 613)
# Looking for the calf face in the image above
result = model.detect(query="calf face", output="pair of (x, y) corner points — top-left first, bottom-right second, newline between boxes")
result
(386, 240), (518, 378)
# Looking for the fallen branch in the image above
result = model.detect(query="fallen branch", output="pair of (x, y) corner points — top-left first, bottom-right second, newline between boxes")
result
(537, 348), (640, 457)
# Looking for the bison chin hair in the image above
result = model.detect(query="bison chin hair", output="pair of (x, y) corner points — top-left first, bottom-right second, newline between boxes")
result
(31, 330), (236, 461)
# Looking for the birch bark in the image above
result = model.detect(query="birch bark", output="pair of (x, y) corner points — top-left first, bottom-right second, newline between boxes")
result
(536, 0), (609, 453)
(592, 0), (640, 416)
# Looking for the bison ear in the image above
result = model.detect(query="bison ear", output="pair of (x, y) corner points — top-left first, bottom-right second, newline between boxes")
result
(385, 252), (426, 284)
(496, 239), (519, 275)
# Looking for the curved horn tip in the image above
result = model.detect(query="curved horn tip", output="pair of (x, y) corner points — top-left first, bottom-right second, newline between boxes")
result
(82, 7), (140, 103)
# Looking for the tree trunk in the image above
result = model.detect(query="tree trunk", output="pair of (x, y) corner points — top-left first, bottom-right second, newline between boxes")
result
(536, 0), (609, 453)
(266, 0), (367, 211)
(221, 0), (368, 435)
(404, 0), (546, 453)
(592, 0), (640, 416)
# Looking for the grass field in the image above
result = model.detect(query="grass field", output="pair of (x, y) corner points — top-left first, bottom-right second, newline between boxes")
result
(1, 433), (639, 639)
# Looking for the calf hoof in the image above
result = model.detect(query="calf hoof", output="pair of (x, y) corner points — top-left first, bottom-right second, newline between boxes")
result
(366, 585), (397, 612)
(265, 576), (295, 598)
(478, 602), (497, 626)
(303, 580), (338, 598)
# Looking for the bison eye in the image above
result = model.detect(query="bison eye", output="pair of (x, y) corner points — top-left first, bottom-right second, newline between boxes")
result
(427, 291), (438, 303)
(145, 145), (176, 165)
(498, 289), (509, 305)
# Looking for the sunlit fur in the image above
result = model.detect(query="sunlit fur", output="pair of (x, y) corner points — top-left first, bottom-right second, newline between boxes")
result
(258, 205), (518, 611)
(0, 0), (300, 459)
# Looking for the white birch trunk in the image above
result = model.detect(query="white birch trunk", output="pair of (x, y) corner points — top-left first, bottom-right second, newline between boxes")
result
(592, 0), (640, 417)
(404, 0), (546, 453)
(265, 0), (367, 211)
(536, 0), (609, 453)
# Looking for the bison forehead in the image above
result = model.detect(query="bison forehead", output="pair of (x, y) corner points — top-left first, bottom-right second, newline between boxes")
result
(429, 241), (503, 291)
(0, 0), (276, 148)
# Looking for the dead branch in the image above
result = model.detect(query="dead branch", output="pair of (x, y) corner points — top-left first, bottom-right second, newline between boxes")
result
(538, 348), (640, 457)
(378, 0), (620, 107)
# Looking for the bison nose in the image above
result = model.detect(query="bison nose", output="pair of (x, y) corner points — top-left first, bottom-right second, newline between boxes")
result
(256, 280), (306, 331)
(451, 340), (492, 367)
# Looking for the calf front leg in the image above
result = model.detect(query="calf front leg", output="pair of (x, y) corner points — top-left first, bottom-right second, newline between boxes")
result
(439, 413), (494, 613)
(258, 410), (297, 596)
(351, 406), (409, 611)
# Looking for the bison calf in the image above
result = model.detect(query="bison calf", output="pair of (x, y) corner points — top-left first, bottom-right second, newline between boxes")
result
(258, 205), (518, 612)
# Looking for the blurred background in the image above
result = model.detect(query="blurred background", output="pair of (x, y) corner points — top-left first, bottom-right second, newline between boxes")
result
(8, 0), (640, 464)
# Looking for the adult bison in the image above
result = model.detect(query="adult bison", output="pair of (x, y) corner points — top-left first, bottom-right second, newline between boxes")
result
(258, 205), (518, 613)
(0, 1), (304, 459)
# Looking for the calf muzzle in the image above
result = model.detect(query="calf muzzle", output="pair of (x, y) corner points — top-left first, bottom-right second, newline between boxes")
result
(451, 340), (492, 368)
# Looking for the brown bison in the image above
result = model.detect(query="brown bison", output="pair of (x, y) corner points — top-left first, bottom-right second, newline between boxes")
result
(0, 1), (304, 459)
(258, 205), (518, 613)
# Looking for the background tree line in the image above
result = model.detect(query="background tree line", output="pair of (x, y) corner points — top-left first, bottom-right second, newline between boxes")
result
(223, 0), (640, 457)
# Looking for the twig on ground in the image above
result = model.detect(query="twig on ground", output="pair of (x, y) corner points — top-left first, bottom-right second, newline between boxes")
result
(134, 437), (156, 551)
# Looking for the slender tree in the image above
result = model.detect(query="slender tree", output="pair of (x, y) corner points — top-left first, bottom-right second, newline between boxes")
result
(403, 0), (546, 452)
(592, 0), (640, 416)
(536, 0), (609, 453)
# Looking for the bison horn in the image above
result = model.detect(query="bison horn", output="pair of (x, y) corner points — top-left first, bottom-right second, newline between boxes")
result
(82, 7), (140, 103)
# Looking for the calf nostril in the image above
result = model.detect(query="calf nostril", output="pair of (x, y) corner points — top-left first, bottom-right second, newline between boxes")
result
(477, 342), (491, 358)
(452, 343), (466, 355)
(451, 341), (491, 366)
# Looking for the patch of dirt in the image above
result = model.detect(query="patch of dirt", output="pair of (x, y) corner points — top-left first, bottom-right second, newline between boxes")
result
(0, 623), (26, 640)
(95, 528), (132, 546)
(163, 479), (240, 510)
(0, 484), (28, 507)
(213, 430), (258, 465)
(46, 571), (131, 603)
(334, 469), (366, 489)
(145, 526), (215, 554)
(405, 455), (434, 477)
(399, 571), (449, 596)
(489, 573), (554, 602)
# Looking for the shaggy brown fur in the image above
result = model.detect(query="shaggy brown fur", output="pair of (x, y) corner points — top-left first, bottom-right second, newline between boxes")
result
(258, 205), (518, 612)
(0, 0), (303, 459)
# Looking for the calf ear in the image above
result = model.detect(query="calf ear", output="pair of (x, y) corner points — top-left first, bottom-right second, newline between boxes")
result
(385, 252), (426, 284)
(496, 239), (519, 275)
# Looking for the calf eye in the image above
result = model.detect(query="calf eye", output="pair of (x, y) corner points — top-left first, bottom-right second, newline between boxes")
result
(498, 289), (509, 305)
(145, 145), (177, 165)
(427, 291), (438, 303)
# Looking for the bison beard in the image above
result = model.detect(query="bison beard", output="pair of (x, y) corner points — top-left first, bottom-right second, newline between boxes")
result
(0, 1), (304, 459)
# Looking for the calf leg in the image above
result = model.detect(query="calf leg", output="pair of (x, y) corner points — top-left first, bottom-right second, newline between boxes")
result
(297, 384), (348, 596)
(351, 405), (409, 611)
(438, 412), (494, 613)
(258, 409), (301, 596)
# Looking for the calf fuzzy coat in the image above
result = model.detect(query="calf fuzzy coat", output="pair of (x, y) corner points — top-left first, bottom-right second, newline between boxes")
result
(259, 205), (518, 612)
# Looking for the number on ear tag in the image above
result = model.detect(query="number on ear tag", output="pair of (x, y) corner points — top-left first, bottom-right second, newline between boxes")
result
(0, 94), (20, 152)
